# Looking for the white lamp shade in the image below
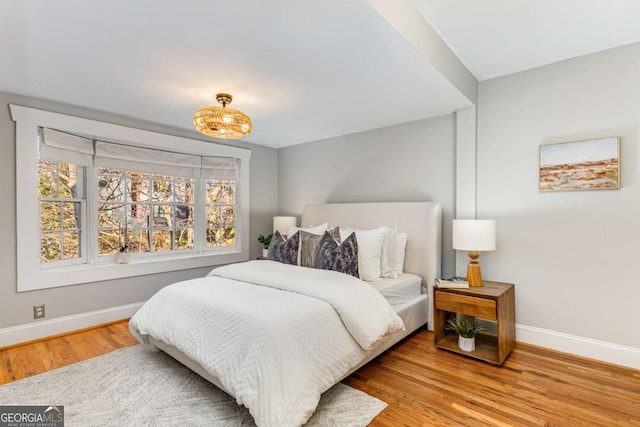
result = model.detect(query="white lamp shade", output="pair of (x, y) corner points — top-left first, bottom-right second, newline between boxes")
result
(452, 219), (496, 251)
(273, 216), (297, 235)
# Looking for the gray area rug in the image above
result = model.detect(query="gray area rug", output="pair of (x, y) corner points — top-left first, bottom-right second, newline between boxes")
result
(0, 345), (386, 426)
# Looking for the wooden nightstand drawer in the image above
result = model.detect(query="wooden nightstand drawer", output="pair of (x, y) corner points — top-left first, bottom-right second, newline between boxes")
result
(436, 292), (497, 320)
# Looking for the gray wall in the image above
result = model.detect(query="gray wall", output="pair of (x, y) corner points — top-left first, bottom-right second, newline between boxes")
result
(477, 42), (640, 348)
(0, 91), (278, 328)
(278, 114), (456, 277)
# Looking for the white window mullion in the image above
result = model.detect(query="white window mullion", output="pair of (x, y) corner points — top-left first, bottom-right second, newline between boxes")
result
(237, 158), (250, 258)
(79, 199), (87, 263)
(87, 166), (98, 264)
(194, 177), (205, 253)
(75, 165), (88, 264)
(235, 179), (241, 250)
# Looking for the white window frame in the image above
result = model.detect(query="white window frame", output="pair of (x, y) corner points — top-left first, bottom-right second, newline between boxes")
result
(12, 105), (251, 292)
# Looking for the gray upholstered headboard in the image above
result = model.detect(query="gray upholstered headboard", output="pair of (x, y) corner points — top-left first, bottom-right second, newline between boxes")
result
(302, 202), (442, 330)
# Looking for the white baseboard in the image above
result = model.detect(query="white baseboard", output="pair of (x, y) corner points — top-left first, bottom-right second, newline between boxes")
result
(2, 305), (638, 372)
(516, 324), (640, 371)
(0, 302), (145, 348)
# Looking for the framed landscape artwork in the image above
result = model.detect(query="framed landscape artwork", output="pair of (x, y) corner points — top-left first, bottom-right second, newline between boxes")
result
(539, 137), (620, 192)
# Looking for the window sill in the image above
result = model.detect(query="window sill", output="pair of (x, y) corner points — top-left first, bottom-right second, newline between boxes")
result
(18, 251), (249, 292)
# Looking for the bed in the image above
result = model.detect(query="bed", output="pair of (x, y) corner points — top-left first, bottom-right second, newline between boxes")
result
(129, 202), (441, 427)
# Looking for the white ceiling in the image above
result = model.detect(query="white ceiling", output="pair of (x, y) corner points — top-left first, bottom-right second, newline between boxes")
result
(2, 1), (639, 148)
(0, 0), (470, 148)
(414, 0), (640, 81)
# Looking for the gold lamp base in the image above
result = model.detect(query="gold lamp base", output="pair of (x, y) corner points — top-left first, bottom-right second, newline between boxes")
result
(466, 250), (483, 287)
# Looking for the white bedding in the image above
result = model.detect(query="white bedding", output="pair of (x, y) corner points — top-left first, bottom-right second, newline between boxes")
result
(368, 273), (422, 307)
(129, 260), (404, 427)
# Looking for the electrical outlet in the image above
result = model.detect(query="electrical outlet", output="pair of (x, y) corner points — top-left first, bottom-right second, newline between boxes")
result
(33, 304), (45, 319)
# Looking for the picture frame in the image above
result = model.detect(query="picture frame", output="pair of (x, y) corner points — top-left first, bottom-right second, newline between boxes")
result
(539, 136), (620, 192)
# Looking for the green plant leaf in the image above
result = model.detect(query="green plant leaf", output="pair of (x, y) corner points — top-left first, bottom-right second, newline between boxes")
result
(445, 317), (485, 338)
(257, 233), (273, 249)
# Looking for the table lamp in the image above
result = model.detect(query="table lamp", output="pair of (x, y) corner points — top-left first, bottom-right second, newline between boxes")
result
(452, 219), (496, 287)
(273, 216), (297, 239)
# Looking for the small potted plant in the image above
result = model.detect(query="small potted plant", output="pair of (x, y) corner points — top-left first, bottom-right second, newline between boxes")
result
(116, 216), (144, 264)
(116, 244), (130, 264)
(258, 234), (272, 257)
(446, 317), (484, 352)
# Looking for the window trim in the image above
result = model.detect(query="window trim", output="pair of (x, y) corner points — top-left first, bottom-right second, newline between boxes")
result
(11, 104), (251, 292)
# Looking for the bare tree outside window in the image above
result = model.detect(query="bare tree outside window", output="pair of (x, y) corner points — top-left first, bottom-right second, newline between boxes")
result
(97, 169), (199, 256)
(206, 179), (236, 247)
(38, 160), (85, 263)
(39, 163), (237, 266)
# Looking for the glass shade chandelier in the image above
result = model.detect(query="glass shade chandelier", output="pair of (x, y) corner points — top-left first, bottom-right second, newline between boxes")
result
(194, 93), (252, 139)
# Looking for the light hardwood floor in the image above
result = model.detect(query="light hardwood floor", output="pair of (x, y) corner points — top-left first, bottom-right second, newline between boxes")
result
(1, 321), (638, 426)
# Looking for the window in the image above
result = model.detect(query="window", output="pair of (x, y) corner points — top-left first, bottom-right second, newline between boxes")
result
(96, 169), (197, 256)
(206, 179), (236, 247)
(12, 105), (251, 291)
(38, 129), (241, 265)
(38, 160), (86, 265)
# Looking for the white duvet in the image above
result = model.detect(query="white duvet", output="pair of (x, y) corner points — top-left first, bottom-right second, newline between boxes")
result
(129, 260), (404, 427)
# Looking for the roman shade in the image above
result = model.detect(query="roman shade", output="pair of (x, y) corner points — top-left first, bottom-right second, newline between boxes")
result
(39, 128), (93, 166)
(39, 127), (238, 179)
(94, 141), (201, 177)
(201, 156), (238, 180)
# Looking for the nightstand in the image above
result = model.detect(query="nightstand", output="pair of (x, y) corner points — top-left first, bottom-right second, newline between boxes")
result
(433, 281), (515, 365)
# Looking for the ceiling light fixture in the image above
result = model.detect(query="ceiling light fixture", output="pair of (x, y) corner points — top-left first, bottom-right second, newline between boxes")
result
(194, 93), (252, 139)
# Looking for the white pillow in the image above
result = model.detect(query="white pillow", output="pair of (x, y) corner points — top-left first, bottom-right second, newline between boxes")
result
(287, 223), (328, 238)
(340, 226), (387, 282)
(380, 226), (398, 279)
(393, 233), (408, 275)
